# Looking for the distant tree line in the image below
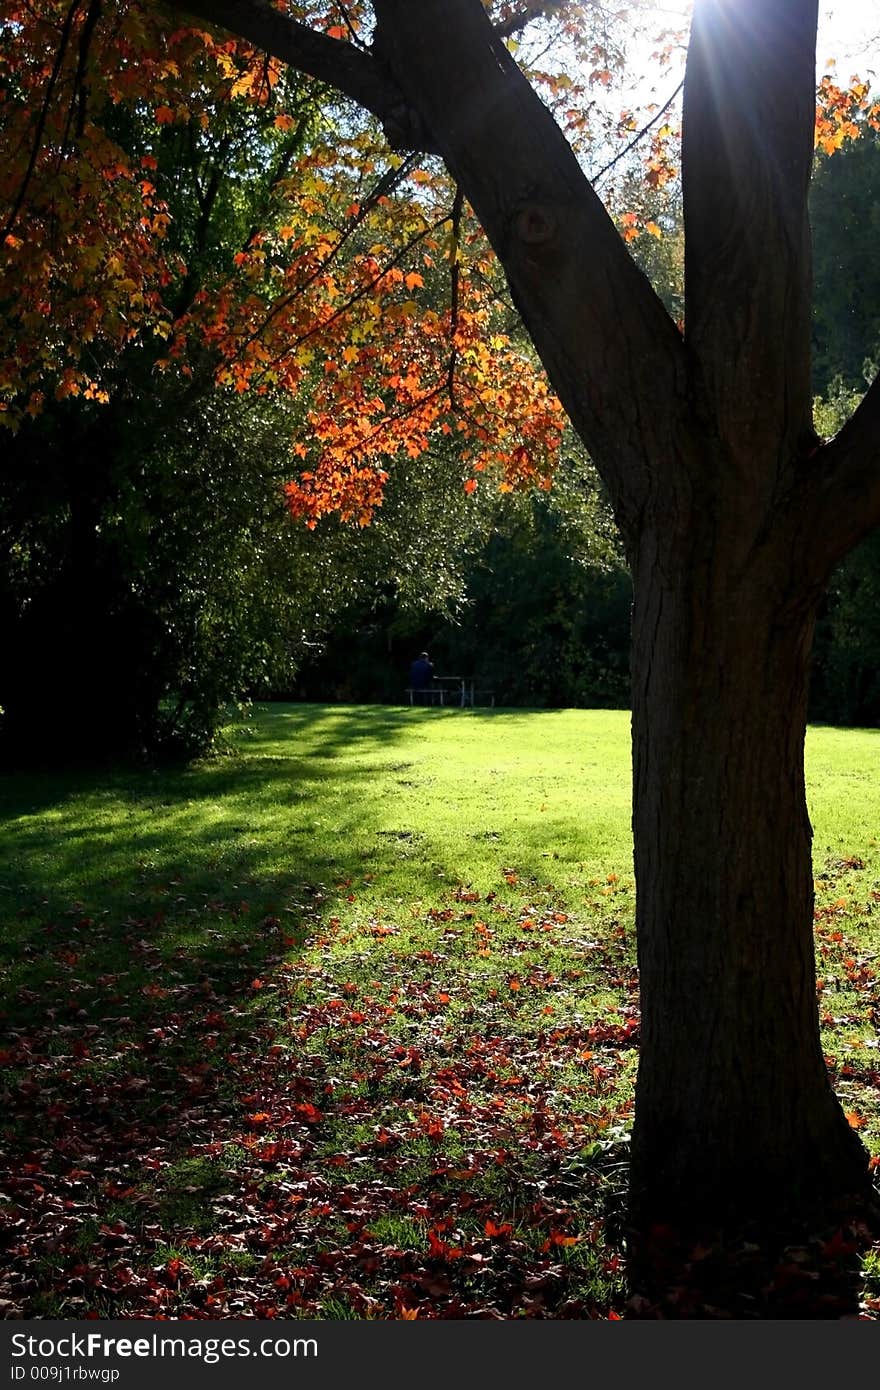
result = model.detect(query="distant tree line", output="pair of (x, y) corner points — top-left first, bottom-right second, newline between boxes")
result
(293, 451), (631, 708)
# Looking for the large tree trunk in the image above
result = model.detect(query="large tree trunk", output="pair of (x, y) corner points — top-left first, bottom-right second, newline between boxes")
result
(628, 513), (870, 1228)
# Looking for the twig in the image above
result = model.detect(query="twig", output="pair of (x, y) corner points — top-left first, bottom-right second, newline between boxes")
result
(591, 78), (683, 186)
(446, 184), (464, 409)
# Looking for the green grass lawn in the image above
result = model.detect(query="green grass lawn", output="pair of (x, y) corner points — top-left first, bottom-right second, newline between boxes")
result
(1, 704), (879, 1319)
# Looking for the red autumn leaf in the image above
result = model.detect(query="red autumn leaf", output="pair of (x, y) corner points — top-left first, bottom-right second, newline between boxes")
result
(484, 1220), (513, 1238)
(544, 1232), (580, 1248)
(295, 1102), (322, 1124)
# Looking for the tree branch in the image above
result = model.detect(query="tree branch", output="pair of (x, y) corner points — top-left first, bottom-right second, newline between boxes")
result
(446, 185), (464, 410)
(172, 0), (435, 150)
(592, 79), (683, 186)
(492, 1), (566, 40)
(811, 373), (880, 565)
(371, 0), (692, 538)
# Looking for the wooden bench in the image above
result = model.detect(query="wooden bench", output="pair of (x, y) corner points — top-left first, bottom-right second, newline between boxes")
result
(405, 687), (445, 706)
(404, 686), (494, 707)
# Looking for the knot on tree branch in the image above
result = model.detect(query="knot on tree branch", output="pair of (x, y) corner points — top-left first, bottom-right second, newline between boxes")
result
(514, 203), (557, 247)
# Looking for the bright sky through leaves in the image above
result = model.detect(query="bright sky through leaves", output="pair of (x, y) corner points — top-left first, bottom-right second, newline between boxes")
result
(626, 1), (877, 101)
(818, 2), (878, 70)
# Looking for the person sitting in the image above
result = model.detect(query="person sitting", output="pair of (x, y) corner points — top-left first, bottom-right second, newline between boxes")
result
(409, 652), (434, 700)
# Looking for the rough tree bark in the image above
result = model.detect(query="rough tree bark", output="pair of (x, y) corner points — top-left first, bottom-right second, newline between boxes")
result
(177, 0), (880, 1233)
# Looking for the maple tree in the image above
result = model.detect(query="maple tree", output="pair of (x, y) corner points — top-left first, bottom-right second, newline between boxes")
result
(0, 0), (579, 756)
(0, 0), (568, 512)
(5, 0), (880, 1291)
(135, 0), (880, 1256)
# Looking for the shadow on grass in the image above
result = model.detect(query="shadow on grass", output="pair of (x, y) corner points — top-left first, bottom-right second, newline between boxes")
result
(0, 706), (437, 1314)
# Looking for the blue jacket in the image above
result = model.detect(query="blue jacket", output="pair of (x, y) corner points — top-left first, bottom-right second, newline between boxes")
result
(410, 658), (433, 689)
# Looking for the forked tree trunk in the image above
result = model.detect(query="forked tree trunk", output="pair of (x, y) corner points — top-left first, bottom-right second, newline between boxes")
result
(628, 515), (870, 1227)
